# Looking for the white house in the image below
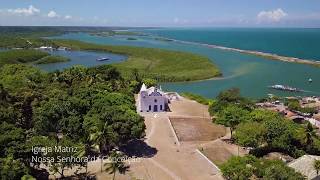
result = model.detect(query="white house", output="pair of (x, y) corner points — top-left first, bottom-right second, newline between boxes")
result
(138, 83), (168, 112)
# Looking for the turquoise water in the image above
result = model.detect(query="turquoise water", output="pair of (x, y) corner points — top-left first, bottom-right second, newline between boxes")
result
(144, 28), (320, 61)
(52, 31), (320, 99)
(35, 50), (126, 72)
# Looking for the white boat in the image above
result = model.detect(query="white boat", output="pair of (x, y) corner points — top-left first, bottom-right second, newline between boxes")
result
(96, 57), (110, 61)
(268, 84), (303, 92)
(308, 78), (313, 83)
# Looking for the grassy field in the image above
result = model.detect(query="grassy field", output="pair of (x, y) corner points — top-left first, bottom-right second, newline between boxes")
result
(54, 40), (221, 82)
(0, 49), (49, 67)
(34, 55), (70, 64)
(181, 92), (212, 105)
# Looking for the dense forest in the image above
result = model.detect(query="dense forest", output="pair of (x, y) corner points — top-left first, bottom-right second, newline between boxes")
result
(0, 63), (147, 179)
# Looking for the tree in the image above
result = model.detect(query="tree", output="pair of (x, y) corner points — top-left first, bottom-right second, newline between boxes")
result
(217, 88), (242, 103)
(221, 155), (305, 180)
(258, 159), (305, 180)
(215, 104), (249, 138)
(105, 150), (128, 180)
(21, 174), (36, 180)
(305, 123), (315, 146)
(220, 155), (256, 180)
(234, 122), (266, 148)
(0, 63), (147, 179)
(0, 155), (29, 180)
(287, 100), (301, 111)
(210, 88), (254, 115)
(263, 118), (293, 149)
(0, 122), (25, 158)
(142, 78), (157, 87)
(314, 159), (320, 176)
(248, 109), (280, 123)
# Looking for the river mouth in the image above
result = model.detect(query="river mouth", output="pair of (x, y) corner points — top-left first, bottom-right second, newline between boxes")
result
(50, 32), (320, 99)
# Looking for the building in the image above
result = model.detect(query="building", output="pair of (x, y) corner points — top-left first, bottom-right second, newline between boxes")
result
(138, 83), (168, 112)
(288, 155), (320, 180)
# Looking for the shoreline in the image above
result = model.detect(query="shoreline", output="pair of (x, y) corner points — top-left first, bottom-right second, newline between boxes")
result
(53, 39), (221, 82)
(154, 36), (320, 67)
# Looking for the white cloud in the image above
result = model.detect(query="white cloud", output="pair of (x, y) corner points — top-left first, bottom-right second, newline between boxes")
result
(173, 17), (179, 23)
(64, 15), (72, 19)
(48, 11), (59, 18)
(173, 17), (189, 24)
(7, 5), (40, 16)
(257, 8), (287, 22)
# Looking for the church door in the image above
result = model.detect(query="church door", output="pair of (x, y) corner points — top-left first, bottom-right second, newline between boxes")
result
(153, 105), (158, 112)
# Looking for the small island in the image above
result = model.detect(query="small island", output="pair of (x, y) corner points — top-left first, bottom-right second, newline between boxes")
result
(127, 37), (137, 41)
(90, 30), (144, 37)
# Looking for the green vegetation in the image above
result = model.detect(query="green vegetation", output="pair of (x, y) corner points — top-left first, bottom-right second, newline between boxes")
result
(0, 49), (49, 66)
(53, 39), (221, 82)
(209, 88), (320, 158)
(215, 104), (250, 137)
(0, 50), (71, 67)
(0, 26), (137, 49)
(0, 36), (55, 49)
(104, 150), (128, 180)
(90, 31), (144, 37)
(181, 92), (211, 105)
(220, 155), (305, 180)
(187, 88), (320, 179)
(35, 55), (70, 64)
(314, 159), (320, 176)
(286, 99), (317, 114)
(0, 27), (62, 49)
(127, 37), (137, 40)
(0, 64), (146, 179)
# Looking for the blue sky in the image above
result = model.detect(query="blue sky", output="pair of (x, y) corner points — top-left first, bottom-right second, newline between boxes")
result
(0, 0), (320, 27)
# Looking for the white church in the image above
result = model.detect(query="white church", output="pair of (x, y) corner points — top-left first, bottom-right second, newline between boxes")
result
(138, 83), (169, 112)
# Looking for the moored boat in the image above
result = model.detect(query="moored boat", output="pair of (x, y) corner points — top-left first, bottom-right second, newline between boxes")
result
(268, 84), (303, 92)
(96, 57), (110, 61)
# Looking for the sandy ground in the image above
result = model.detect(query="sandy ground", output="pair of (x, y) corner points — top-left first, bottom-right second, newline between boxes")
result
(170, 117), (225, 142)
(200, 138), (248, 166)
(121, 98), (225, 180)
(49, 98), (228, 180)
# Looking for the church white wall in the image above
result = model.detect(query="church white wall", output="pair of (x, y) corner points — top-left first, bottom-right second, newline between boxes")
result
(139, 93), (167, 112)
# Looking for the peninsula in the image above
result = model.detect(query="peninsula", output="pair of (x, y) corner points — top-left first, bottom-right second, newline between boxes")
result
(53, 39), (222, 82)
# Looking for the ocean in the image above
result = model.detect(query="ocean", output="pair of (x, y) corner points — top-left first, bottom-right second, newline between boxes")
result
(52, 28), (320, 98)
(144, 28), (320, 61)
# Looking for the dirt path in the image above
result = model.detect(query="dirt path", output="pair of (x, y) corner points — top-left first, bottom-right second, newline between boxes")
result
(67, 98), (225, 180)
(129, 113), (223, 180)
(125, 98), (225, 180)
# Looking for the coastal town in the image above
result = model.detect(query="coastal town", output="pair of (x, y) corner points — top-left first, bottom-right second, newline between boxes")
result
(1, 1), (320, 178)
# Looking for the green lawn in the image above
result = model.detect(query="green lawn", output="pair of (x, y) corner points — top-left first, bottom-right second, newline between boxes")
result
(54, 40), (221, 82)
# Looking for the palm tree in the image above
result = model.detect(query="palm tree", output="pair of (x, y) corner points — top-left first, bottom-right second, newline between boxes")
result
(89, 129), (105, 172)
(104, 150), (127, 180)
(305, 122), (315, 145)
(314, 159), (320, 176)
